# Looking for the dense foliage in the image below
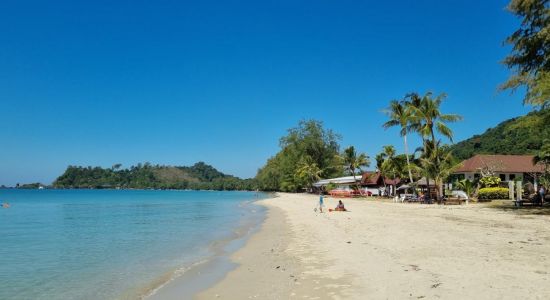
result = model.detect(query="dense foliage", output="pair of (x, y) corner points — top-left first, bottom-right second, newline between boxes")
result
(479, 176), (502, 188)
(501, 0), (550, 107)
(255, 120), (343, 192)
(478, 187), (510, 200)
(53, 162), (256, 190)
(381, 92), (462, 199)
(454, 179), (475, 197)
(450, 108), (550, 160)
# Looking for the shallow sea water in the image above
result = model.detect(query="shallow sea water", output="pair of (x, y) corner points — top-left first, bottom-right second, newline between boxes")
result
(0, 189), (266, 300)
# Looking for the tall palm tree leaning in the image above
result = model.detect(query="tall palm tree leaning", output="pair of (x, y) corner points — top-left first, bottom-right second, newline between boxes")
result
(383, 99), (415, 185)
(338, 146), (370, 190)
(407, 92), (463, 199)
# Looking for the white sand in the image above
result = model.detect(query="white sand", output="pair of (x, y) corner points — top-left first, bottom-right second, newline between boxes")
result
(198, 193), (550, 299)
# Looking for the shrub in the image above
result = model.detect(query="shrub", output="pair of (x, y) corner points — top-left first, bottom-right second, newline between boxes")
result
(478, 187), (509, 200)
(479, 176), (501, 188)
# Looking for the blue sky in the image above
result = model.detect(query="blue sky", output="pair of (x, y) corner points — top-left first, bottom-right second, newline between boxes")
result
(0, 0), (533, 185)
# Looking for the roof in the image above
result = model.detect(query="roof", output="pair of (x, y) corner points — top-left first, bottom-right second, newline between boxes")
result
(361, 171), (382, 185)
(414, 177), (436, 186)
(361, 171), (401, 186)
(313, 175), (362, 187)
(454, 154), (544, 173)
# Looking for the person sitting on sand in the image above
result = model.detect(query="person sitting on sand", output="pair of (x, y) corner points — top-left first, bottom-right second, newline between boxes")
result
(334, 200), (346, 211)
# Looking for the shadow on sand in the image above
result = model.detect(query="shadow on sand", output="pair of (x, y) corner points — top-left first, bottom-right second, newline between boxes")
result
(484, 200), (550, 216)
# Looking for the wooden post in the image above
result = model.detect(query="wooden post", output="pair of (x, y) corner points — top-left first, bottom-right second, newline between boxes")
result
(508, 181), (514, 200)
(516, 181), (522, 201)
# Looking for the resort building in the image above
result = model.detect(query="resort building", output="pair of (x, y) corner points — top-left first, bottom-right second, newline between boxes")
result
(361, 171), (400, 196)
(452, 154), (544, 183)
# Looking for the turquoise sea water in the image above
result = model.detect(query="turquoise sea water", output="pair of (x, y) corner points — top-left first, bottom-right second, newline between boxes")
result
(0, 189), (266, 300)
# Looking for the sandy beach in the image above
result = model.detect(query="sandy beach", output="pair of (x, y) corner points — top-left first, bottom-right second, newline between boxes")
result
(198, 193), (550, 299)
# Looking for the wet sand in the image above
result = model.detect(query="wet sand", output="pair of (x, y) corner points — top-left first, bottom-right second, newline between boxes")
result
(198, 193), (550, 299)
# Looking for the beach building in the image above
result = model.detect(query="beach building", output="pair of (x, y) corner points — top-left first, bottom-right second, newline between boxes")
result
(452, 154), (544, 184)
(313, 175), (362, 187)
(361, 171), (400, 196)
(313, 175), (364, 196)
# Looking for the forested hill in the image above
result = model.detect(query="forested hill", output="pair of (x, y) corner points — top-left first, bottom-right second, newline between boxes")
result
(53, 162), (256, 190)
(450, 108), (550, 160)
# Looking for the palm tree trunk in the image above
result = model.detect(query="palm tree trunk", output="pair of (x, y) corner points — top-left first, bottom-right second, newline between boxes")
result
(403, 134), (414, 184)
(429, 126), (440, 201)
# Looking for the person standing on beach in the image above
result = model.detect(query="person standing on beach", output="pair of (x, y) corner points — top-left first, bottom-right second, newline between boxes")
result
(319, 193), (324, 213)
(539, 186), (546, 203)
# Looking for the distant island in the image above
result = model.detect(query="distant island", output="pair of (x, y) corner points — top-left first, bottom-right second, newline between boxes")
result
(9, 109), (549, 192)
(51, 162), (256, 191)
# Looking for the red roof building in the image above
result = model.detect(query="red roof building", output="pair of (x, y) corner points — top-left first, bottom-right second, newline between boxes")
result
(453, 154), (544, 182)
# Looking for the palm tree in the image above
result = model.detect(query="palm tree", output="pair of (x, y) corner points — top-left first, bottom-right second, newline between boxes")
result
(406, 92), (462, 199)
(406, 92), (463, 147)
(379, 145), (402, 196)
(295, 156), (323, 191)
(420, 141), (461, 200)
(375, 152), (387, 194)
(383, 99), (415, 184)
(456, 179), (475, 198)
(337, 146), (370, 190)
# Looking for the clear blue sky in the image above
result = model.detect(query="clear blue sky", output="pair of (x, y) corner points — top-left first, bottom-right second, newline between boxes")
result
(0, 0), (533, 185)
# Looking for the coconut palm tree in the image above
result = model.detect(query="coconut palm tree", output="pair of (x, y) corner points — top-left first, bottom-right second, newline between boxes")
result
(419, 140), (461, 200)
(383, 99), (415, 184)
(406, 92), (463, 147)
(337, 146), (370, 190)
(405, 92), (462, 199)
(295, 156), (323, 191)
(379, 145), (404, 196)
(456, 178), (475, 198)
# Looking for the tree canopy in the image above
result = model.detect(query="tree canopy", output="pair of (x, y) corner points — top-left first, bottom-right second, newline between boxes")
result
(450, 108), (550, 160)
(53, 162), (256, 190)
(501, 0), (550, 107)
(255, 120), (342, 192)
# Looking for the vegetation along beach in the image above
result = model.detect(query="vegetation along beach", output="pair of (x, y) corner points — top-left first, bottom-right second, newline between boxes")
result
(2, 0), (550, 299)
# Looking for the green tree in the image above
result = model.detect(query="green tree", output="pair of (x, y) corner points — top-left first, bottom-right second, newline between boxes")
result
(406, 92), (462, 145)
(420, 141), (461, 199)
(533, 138), (550, 187)
(501, 0), (550, 107)
(383, 99), (415, 184)
(295, 156), (323, 191)
(533, 138), (550, 171)
(256, 120), (342, 192)
(337, 146), (370, 190)
(406, 92), (462, 198)
(455, 179), (475, 197)
(379, 146), (407, 196)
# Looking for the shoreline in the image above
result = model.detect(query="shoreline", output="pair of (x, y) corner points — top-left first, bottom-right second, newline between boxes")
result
(145, 194), (271, 300)
(196, 193), (355, 299)
(198, 193), (550, 299)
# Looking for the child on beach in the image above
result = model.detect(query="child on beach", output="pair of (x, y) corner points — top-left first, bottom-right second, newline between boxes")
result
(318, 194), (324, 213)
